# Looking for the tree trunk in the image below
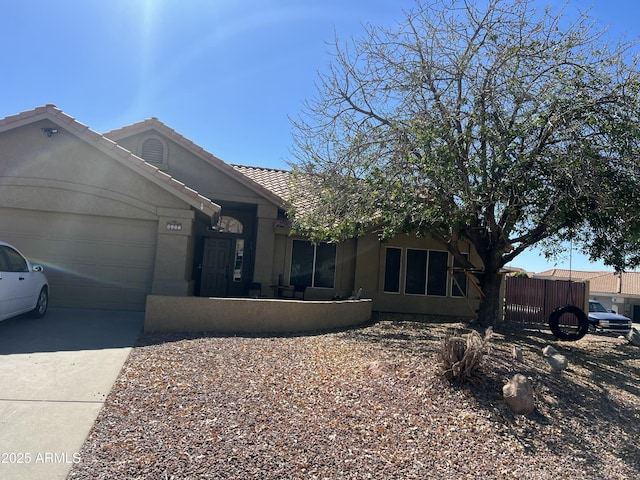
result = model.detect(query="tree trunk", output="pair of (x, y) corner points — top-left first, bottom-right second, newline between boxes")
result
(476, 271), (504, 328)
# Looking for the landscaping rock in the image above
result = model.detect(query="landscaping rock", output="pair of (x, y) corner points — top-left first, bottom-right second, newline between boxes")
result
(364, 360), (394, 376)
(503, 374), (535, 415)
(542, 345), (568, 372)
(545, 354), (568, 371)
(512, 345), (523, 362)
(628, 326), (640, 346)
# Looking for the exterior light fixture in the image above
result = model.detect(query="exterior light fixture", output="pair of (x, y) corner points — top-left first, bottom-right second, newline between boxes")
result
(166, 221), (182, 231)
(41, 127), (59, 137)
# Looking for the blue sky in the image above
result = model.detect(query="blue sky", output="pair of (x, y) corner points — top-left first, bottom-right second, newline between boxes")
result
(2, 0), (639, 273)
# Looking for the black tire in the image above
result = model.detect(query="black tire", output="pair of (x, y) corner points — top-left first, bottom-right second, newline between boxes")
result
(30, 287), (48, 318)
(549, 304), (589, 341)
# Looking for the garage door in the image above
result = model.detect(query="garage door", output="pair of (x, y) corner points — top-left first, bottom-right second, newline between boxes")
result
(0, 207), (157, 311)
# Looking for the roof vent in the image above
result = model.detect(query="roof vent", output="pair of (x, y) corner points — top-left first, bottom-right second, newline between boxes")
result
(141, 138), (164, 164)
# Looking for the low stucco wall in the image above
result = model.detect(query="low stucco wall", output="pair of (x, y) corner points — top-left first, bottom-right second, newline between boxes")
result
(144, 295), (373, 333)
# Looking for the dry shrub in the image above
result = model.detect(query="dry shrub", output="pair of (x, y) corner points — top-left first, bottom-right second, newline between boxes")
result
(439, 327), (493, 381)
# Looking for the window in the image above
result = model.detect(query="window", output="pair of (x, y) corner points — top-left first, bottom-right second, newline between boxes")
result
(404, 249), (448, 296)
(290, 240), (336, 288)
(314, 242), (337, 288)
(383, 247), (402, 293)
(426, 251), (448, 296)
(139, 136), (168, 169)
(405, 249), (427, 294)
(0, 248), (9, 272)
(451, 254), (469, 297)
(1, 246), (28, 272)
(218, 216), (243, 234)
(232, 239), (244, 282)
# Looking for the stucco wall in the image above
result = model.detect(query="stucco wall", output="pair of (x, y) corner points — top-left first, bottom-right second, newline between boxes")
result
(0, 121), (189, 217)
(0, 120), (204, 308)
(113, 130), (267, 205)
(144, 295), (372, 333)
(354, 233), (482, 319)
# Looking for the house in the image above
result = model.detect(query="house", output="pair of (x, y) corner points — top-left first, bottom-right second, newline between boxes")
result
(0, 105), (483, 318)
(535, 269), (640, 322)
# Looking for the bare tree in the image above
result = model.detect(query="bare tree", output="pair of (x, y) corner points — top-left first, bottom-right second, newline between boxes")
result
(289, 0), (640, 327)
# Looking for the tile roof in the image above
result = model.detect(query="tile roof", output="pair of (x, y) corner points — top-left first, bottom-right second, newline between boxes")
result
(0, 105), (221, 219)
(534, 269), (640, 296)
(105, 119), (288, 208)
(230, 165), (293, 203)
(535, 269), (606, 280)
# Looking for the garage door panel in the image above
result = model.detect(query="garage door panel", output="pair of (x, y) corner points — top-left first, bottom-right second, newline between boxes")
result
(0, 208), (157, 310)
(51, 283), (149, 311)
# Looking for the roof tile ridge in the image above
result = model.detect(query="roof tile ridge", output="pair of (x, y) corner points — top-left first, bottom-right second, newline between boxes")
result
(231, 163), (291, 173)
(0, 104), (57, 126)
(103, 118), (160, 137)
(587, 271), (613, 279)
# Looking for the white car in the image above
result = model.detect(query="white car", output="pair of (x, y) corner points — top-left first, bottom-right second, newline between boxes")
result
(0, 241), (49, 321)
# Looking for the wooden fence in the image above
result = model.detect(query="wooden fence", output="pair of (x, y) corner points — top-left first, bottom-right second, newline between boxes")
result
(504, 276), (587, 327)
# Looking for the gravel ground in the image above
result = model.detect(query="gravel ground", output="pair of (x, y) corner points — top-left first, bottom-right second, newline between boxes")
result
(68, 317), (640, 479)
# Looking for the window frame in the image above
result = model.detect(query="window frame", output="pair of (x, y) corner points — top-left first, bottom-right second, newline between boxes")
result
(451, 253), (469, 297)
(400, 247), (452, 297)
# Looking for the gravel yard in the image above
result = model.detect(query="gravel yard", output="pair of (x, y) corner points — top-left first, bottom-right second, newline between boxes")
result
(68, 317), (640, 479)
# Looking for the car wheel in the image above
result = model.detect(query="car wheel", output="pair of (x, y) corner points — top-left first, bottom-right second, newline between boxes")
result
(30, 287), (48, 318)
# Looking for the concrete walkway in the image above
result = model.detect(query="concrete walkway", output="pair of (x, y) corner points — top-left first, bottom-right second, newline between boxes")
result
(0, 308), (143, 480)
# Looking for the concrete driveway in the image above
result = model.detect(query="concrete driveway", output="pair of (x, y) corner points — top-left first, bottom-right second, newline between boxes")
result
(0, 307), (143, 480)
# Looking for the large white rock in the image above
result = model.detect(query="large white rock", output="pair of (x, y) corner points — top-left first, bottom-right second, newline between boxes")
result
(542, 345), (568, 372)
(545, 354), (568, 371)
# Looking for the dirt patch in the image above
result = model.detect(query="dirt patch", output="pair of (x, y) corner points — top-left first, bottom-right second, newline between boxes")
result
(68, 318), (640, 479)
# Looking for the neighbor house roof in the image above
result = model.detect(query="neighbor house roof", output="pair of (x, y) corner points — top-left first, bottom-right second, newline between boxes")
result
(0, 105), (221, 219)
(535, 269), (640, 297)
(105, 118), (289, 208)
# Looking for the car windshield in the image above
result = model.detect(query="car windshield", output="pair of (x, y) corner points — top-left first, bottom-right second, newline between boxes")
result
(589, 302), (609, 313)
